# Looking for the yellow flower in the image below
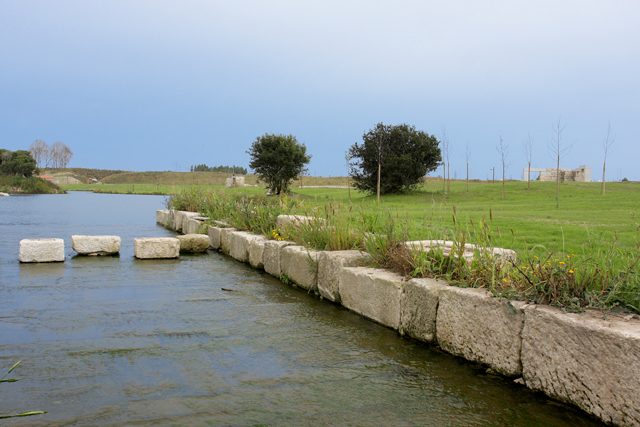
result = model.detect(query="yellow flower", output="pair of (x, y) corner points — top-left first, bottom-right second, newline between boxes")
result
(534, 255), (539, 259)
(569, 270), (574, 273)
(560, 261), (565, 265)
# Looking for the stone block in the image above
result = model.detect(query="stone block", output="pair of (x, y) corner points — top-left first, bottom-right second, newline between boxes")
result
(133, 237), (180, 259)
(281, 246), (321, 291)
(263, 240), (295, 278)
(521, 305), (640, 427)
(338, 267), (404, 330)
(71, 235), (121, 255)
(172, 211), (185, 232)
(436, 286), (526, 377)
(176, 234), (210, 253)
(405, 240), (516, 263)
(317, 250), (366, 302)
(400, 278), (448, 343)
(219, 227), (237, 255)
(19, 238), (65, 263)
(184, 217), (208, 235)
(180, 212), (200, 234)
(248, 236), (268, 269)
(276, 214), (325, 228)
(156, 210), (171, 227)
(208, 226), (221, 250)
(229, 231), (259, 263)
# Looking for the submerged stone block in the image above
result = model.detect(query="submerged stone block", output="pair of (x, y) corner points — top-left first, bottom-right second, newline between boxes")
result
(436, 286), (526, 377)
(400, 278), (448, 343)
(71, 235), (121, 255)
(281, 246), (321, 291)
(263, 240), (295, 278)
(134, 237), (180, 259)
(338, 267), (404, 330)
(317, 250), (366, 302)
(248, 236), (268, 269)
(176, 234), (210, 253)
(522, 305), (640, 427)
(19, 238), (65, 263)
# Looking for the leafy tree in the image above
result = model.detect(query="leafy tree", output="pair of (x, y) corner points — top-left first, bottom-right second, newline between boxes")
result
(190, 164), (248, 174)
(348, 123), (442, 195)
(247, 134), (311, 194)
(0, 150), (38, 177)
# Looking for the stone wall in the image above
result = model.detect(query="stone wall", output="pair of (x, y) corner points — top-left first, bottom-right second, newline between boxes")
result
(159, 210), (640, 427)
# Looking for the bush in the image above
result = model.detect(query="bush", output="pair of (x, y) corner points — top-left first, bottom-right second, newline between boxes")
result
(348, 123), (441, 195)
(247, 134), (311, 194)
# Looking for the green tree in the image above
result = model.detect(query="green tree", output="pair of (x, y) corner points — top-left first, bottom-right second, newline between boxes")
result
(348, 123), (441, 195)
(247, 134), (311, 194)
(0, 150), (38, 177)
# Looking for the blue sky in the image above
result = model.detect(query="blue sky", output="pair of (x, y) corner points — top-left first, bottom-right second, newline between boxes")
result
(1, 1), (638, 180)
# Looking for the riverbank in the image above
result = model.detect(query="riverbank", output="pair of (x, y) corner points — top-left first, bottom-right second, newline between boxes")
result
(162, 208), (640, 427)
(0, 176), (64, 194)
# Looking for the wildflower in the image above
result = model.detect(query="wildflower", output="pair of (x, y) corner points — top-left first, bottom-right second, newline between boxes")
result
(569, 270), (574, 273)
(560, 261), (565, 265)
(534, 255), (539, 259)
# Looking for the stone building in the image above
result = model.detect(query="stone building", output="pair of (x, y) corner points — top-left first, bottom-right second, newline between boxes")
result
(522, 165), (591, 182)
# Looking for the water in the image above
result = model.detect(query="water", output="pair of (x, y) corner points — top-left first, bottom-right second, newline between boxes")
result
(0, 192), (604, 426)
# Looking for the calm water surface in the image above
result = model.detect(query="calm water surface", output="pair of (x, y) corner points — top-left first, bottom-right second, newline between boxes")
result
(0, 192), (604, 426)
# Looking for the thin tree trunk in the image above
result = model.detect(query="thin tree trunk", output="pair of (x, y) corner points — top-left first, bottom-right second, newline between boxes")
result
(447, 163), (450, 192)
(556, 154), (560, 202)
(443, 163), (446, 204)
(527, 161), (531, 189)
(502, 163), (505, 200)
(466, 163), (469, 191)
(377, 162), (381, 203)
(602, 162), (606, 196)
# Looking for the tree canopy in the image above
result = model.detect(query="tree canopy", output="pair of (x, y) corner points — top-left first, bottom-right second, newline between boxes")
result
(0, 149), (38, 177)
(247, 134), (311, 194)
(190, 164), (248, 174)
(348, 123), (441, 195)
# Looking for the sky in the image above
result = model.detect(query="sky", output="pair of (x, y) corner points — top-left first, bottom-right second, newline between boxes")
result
(1, 0), (638, 180)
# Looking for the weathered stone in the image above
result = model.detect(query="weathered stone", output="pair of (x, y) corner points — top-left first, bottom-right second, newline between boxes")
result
(248, 236), (268, 269)
(176, 234), (210, 253)
(405, 240), (516, 263)
(71, 235), (121, 255)
(180, 212), (200, 234)
(172, 211), (185, 232)
(436, 286), (526, 377)
(19, 238), (65, 263)
(276, 214), (325, 228)
(281, 246), (321, 291)
(522, 305), (640, 427)
(400, 278), (448, 343)
(219, 227), (237, 255)
(156, 210), (170, 226)
(338, 267), (404, 329)
(133, 237), (180, 259)
(263, 240), (295, 278)
(317, 250), (366, 302)
(184, 217), (208, 235)
(229, 231), (260, 263)
(208, 226), (221, 250)
(0, 192), (9, 197)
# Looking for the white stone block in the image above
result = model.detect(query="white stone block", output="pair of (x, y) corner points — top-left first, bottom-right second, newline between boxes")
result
(436, 286), (526, 377)
(156, 210), (170, 226)
(281, 246), (321, 291)
(248, 236), (268, 269)
(208, 225), (221, 250)
(134, 237), (180, 259)
(219, 227), (236, 255)
(276, 214), (325, 228)
(19, 238), (65, 263)
(176, 234), (210, 253)
(71, 235), (121, 255)
(229, 231), (264, 263)
(522, 305), (640, 426)
(400, 278), (448, 343)
(317, 250), (366, 302)
(338, 267), (404, 329)
(263, 240), (295, 278)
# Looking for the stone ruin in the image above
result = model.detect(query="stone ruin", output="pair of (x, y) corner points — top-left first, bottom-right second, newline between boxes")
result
(226, 175), (245, 188)
(523, 165), (591, 182)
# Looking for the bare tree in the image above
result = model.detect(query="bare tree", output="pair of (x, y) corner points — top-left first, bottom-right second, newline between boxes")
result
(601, 123), (615, 196)
(440, 126), (449, 203)
(59, 143), (73, 168)
(464, 142), (470, 191)
(49, 142), (64, 168)
(29, 140), (48, 168)
(344, 151), (351, 200)
(547, 118), (575, 204)
(522, 132), (533, 189)
(496, 136), (509, 200)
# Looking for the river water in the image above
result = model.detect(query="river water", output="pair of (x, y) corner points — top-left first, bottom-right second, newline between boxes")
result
(0, 192), (603, 426)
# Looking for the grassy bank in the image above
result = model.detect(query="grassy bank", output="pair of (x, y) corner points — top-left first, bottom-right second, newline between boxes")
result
(0, 176), (64, 194)
(167, 182), (640, 314)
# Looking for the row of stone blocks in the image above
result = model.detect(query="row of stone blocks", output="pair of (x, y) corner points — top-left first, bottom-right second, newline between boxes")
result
(19, 234), (211, 262)
(163, 210), (640, 426)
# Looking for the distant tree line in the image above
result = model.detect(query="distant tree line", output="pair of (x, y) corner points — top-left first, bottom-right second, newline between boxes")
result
(0, 149), (38, 177)
(190, 164), (247, 174)
(29, 140), (73, 168)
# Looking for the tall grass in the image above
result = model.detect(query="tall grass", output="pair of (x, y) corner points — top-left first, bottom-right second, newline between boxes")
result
(0, 176), (64, 194)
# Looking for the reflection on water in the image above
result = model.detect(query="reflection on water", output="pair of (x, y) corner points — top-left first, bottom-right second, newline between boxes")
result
(0, 192), (604, 426)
